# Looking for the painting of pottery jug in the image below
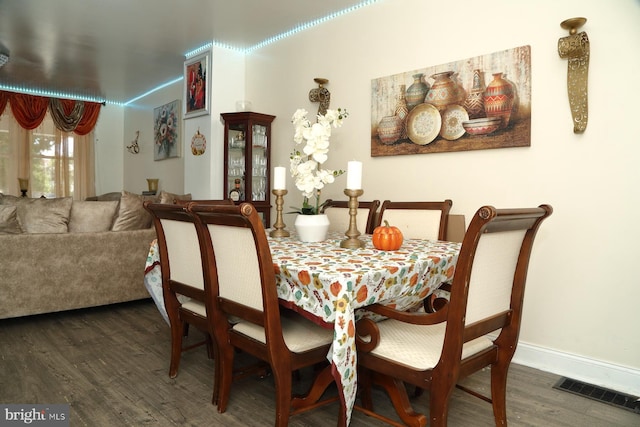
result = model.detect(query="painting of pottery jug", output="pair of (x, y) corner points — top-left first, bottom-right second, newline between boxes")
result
(425, 71), (461, 111)
(377, 115), (403, 145)
(483, 72), (515, 128)
(405, 73), (429, 111)
(463, 69), (486, 119)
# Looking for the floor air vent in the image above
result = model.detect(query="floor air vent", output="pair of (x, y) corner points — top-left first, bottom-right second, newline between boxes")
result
(553, 377), (640, 414)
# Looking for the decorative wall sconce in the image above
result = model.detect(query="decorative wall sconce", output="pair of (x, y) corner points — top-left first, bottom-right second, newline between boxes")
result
(558, 17), (589, 133)
(127, 130), (140, 154)
(309, 78), (331, 116)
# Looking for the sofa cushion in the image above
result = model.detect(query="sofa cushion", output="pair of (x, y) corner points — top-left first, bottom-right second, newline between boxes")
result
(159, 190), (192, 204)
(111, 190), (157, 231)
(85, 192), (122, 202)
(3, 196), (73, 234)
(69, 200), (119, 233)
(0, 205), (22, 234)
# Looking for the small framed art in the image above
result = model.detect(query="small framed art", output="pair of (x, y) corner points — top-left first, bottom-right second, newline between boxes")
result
(154, 99), (181, 161)
(183, 51), (211, 119)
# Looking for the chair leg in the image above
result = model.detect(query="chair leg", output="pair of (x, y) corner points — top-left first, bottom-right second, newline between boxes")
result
(211, 343), (221, 407)
(428, 378), (455, 427)
(272, 365), (292, 427)
(490, 362), (509, 425)
(205, 333), (214, 360)
(372, 372), (427, 427)
(216, 346), (236, 413)
(358, 367), (374, 411)
(291, 365), (335, 411)
(169, 319), (185, 378)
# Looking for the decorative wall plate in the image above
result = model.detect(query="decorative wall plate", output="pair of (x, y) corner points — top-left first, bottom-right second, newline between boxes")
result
(406, 103), (441, 145)
(191, 130), (206, 156)
(440, 105), (469, 140)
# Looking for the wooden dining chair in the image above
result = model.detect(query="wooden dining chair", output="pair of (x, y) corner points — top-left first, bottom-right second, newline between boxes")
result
(355, 204), (553, 427)
(188, 202), (337, 426)
(375, 199), (453, 240)
(144, 201), (217, 380)
(321, 199), (380, 234)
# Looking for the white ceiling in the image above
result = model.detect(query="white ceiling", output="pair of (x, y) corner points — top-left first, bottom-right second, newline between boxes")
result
(0, 0), (373, 104)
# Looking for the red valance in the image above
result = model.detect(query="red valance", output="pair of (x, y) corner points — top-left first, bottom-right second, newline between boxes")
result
(8, 92), (49, 129)
(0, 91), (8, 116)
(0, 90), (102, 134)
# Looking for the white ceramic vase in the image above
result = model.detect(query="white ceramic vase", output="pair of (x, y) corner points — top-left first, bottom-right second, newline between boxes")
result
(294, 214), (330, 242)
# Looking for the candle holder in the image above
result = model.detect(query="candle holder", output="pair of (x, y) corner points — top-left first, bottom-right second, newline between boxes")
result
(270, 189), (290, 237)
(18, 178), (29, 197)
(340, 188), (365, 249)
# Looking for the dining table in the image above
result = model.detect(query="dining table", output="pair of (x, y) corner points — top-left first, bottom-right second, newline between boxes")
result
(143, 230), (460, 425)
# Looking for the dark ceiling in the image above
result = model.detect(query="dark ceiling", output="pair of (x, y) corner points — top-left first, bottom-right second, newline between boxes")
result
(0, 0), (374, 104)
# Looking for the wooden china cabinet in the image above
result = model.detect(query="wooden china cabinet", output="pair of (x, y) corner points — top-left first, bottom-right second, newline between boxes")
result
(221, 111), (276, 227)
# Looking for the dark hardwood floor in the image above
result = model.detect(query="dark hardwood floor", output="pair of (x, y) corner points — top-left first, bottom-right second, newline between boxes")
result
(0, 300), (636, 426)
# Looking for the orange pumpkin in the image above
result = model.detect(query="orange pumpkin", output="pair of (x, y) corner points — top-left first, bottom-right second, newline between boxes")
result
(372, 220), (403, 251)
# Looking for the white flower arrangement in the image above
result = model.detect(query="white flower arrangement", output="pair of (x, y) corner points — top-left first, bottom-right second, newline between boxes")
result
(289, 107), (348, 215)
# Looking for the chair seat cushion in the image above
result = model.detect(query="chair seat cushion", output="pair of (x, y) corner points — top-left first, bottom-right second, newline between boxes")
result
(370, 320), (493, 370)
(232, 315), (333, 353)
(181, 299), (206, 317)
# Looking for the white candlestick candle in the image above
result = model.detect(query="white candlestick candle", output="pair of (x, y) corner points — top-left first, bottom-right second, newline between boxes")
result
(346, 161), (362, 190)
(273, 166), (286, 190)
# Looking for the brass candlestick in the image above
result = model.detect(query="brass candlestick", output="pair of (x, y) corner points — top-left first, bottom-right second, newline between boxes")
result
(340, 188), (365, 249)
(270, 189), (290, 237)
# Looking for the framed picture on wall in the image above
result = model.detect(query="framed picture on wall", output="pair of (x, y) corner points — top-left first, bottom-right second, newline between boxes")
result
(154, 99), (181, 161)
(370, 45), (531, 157)
(183, 50), (211, 119)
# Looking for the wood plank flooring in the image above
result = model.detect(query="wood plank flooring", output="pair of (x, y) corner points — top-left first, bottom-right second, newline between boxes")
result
(0, 300), (637, 426)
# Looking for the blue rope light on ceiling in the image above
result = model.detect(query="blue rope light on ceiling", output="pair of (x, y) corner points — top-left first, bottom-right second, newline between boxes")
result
(0, 83), (109, 105)
(1, 0), (379, 106)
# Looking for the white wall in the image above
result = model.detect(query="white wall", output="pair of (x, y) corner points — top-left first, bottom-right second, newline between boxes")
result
(183, 46), (245, 199)
(93, 104), (124, 194)
(106, 46), (246, 199)
(99, 0), (639, 395)
(244, 0), (640, 394)
(119, 83), (185, 194)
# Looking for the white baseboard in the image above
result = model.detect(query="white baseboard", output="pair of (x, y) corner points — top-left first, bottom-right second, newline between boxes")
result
(512, 341), (640, 397)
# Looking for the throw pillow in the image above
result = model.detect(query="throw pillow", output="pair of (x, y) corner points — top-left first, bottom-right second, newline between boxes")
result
(69, 200), (119, 233)
(0, 205), (22, 234)
(159, 190), (192, 204)
(4, 197), (73, 234)
(111, 190), (157, 231)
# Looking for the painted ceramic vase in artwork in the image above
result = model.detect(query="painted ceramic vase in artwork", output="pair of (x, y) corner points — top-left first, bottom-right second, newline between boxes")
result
(425, 71), (461, 111)
(377, 115), (403, 145)
(394, 85), (409, 139)
(483, 72), (515, 128)
(463, 69), (486, 119)
(405, 73), (429, 111)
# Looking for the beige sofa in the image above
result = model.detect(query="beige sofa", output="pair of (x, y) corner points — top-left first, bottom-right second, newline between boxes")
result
(0, 190), (193, 319)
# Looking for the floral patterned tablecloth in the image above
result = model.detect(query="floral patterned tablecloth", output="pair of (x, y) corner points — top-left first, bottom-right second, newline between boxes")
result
(144, 232), (460, 425)
(269, 232), (460, 425)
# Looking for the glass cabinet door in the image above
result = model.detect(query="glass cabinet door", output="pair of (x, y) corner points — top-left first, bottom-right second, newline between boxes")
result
(227, 123), (247, 202)
(221, 112), (276, 227)
(250, 124), (268, 202)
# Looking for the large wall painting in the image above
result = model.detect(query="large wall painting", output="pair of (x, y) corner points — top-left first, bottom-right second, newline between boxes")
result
(371, 45), (531, 157)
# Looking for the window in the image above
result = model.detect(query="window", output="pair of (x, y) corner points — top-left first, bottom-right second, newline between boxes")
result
(30, 120), (75, 198)
(0, 105), (93, 199)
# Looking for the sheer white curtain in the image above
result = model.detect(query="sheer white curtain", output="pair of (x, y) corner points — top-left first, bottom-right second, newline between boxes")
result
(0, 104), (95, 199)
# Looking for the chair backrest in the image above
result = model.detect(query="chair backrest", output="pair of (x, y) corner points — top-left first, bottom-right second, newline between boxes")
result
(445, 214), (466, 243)
(144, 202), (205, 301)
(441, 204), (553, 365)
(321, 199), (380, 234)
(377, 200), (453, 240)
(188, 202), (283, 337)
